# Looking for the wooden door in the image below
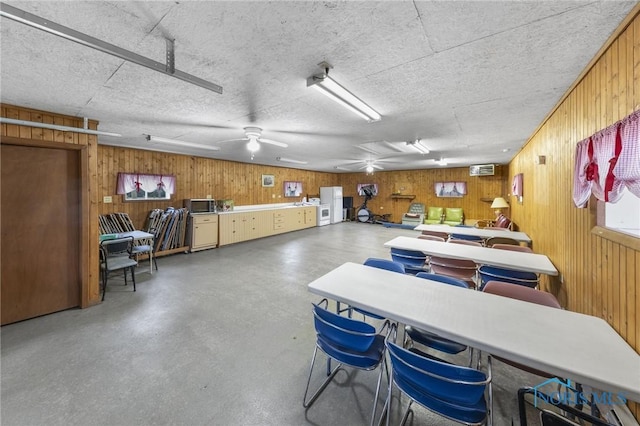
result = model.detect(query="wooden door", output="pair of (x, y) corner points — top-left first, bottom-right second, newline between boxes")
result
(1, 144), (81, 324)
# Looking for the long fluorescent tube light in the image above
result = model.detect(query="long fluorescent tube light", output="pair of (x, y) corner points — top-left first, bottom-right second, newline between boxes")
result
(0, 3), (223, 94)
(307, 74), (381, 122)
(276, 157), (308, 165)
(0, 117), (121, 137)
(407, 139), (430, 154)
(147, 135), (220, 151)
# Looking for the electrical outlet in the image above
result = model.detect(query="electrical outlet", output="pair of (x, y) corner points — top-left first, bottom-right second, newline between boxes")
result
(206, 194), (212, 199)
(103, 196), (112, 203)
(272, 194), (276, 198)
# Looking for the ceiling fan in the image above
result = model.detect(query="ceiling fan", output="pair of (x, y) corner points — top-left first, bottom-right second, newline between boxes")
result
(335, 159), (389, 174)
(215, 127), (288, 157)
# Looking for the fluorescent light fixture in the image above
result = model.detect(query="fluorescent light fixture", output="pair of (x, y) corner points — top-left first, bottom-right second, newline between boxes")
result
(146, 135), (220, 151)
(436, 159), (448, 166)
(307, 74), (381, 122)
(0, 117), (122, 137)
(276, 157), (308, 165)
(407, 139), (430, 154)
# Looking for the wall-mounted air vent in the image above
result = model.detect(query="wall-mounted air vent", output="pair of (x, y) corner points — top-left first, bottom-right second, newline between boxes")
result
(469, 164), (495, 176)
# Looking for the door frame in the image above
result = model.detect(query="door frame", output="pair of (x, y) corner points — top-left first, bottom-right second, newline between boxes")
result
(1, 136), (90, 308)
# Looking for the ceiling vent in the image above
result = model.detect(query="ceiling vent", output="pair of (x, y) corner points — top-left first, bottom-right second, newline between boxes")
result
(469, 164), (495, 176)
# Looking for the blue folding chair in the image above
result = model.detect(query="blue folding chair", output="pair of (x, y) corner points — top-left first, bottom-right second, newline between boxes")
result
(404, 273), (474, 365)
(478, 265), (539, 290)
(389, 247), (428, 275)
(348, 258), (405, 320)
(303, 299), (390, 426)
(383, 324), (492, 426)
(450, 225), (484, 244)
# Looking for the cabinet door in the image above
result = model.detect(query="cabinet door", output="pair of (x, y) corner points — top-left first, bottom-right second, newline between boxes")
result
(304, 207), (317, 227)
(218, 215), (238, 246)
(191, 215), (218, 250)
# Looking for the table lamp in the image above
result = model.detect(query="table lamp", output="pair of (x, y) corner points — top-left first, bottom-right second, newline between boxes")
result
(490, 197), (509, 217)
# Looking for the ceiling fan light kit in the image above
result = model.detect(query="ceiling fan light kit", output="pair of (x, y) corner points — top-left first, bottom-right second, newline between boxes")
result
(146, 135), (220, 151)
(246, 138), (260, 152)
(307, 63), (381, 122)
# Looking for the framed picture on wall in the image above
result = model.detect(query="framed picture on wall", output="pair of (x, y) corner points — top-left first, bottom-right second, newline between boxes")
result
(262, 174), (275, 187)
(357, 183), (378, 197)
(284, 181), (303, 197)
(435, 181), (467, 198)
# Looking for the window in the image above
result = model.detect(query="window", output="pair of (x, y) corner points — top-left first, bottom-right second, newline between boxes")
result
(116, 173), (175, 201)
(604, 187), (640, 237)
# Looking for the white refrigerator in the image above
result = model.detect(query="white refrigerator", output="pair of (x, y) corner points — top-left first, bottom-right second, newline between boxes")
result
(320, 186), (343, 224)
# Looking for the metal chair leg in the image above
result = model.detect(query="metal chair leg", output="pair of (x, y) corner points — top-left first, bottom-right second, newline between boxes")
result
(370, 357), (387, 426)
(130, 266), (136, 292)
(101, 269), (108, 301)
(303, 346), (342, 408)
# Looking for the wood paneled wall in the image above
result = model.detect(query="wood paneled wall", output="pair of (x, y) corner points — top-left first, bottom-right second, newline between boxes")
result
(97, 145), (339, 228)
(507, 7), (640, 417)
(339, 166), (507, 224)
(1, 104), (100, 307)
(97, 147), (505, 230)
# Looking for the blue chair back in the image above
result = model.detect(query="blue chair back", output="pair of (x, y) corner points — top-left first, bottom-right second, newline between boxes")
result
(478, 265), (538, 289)
(312, 303), (376, 352)
(450, 225), (484, 242)
(389, 248), (427, 270)
(415, 272), (469, 289)
(386, 340), (488, 423)
(363, 257), (406, 274)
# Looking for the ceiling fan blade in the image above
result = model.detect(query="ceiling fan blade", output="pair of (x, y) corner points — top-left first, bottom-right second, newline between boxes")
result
(214, 138), (248, 144)
(372, 164), (385, 170)
(259, 138), (288, 148)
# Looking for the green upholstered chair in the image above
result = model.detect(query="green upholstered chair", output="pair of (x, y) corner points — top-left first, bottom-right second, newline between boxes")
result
(442, 208), (464, 226)
(423, 206), (444, 224)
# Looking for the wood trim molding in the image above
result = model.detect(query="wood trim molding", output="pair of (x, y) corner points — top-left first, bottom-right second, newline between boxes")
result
(1, 135), (85, 150)
(591, 226), (640, 250)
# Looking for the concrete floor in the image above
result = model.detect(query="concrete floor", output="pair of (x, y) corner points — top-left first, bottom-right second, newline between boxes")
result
(1, 222), (548, 425)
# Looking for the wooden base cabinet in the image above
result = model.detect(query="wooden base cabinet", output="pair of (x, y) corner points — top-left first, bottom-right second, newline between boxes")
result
(219, 206), (316, 246)
(188, 214), (218, 252)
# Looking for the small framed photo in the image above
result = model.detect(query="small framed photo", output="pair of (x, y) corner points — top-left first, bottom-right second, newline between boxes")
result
(284, 181), (303, 197)
(262, 174), (275, 187)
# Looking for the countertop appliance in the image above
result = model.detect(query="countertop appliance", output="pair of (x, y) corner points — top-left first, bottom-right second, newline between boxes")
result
(184, 198), (216, 214)
(317, 204), (331, 226)
(320, 186), (343, 224)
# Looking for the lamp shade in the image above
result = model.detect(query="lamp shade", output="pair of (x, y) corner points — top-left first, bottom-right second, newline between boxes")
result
(491, 197), (509, 209)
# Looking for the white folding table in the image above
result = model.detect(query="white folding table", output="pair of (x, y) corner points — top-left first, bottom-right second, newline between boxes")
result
(384, 236), (557, 276)
(307, 262), (640, 402)
(415, 223), (532, 244)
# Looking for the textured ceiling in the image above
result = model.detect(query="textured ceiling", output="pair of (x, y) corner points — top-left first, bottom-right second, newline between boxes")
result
(0, 1), (635, 172)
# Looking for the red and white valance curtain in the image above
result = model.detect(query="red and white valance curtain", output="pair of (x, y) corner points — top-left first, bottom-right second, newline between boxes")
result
(116, 173), (176, 195)
(573, 110), (640, 208)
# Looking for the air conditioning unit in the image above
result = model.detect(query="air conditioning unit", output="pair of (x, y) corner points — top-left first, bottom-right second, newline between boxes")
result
(470, 164), (495, 176)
